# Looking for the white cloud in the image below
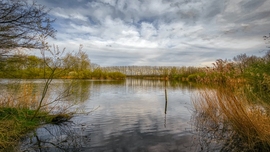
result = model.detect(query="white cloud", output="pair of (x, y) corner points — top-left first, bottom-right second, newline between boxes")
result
(140, 22), (157, 39)
(39, 0), (270, 66)
(51, 7), (88, 21)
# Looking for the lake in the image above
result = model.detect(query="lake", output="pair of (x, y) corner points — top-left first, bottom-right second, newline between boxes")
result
(1, 79), (205, 151)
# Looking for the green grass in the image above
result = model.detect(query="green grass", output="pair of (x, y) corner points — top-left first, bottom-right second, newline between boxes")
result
(0, 107), (71, 150)
(0, 107), (43, 149)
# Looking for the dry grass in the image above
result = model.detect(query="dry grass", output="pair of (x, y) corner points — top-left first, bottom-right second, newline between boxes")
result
(193, 87), (270, 151)
(0, 84), (42, 149)
(0, 83), (44, 109)
(0, 82), (74, 114)
(0, 82), (76, 150)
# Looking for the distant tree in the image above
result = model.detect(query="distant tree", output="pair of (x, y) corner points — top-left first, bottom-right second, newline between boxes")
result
(263, 34), (270, 62)
(62, 45), (92, 78)
(263, 33), (270, 48)
(77, 45), (91, 71)
(0, 0), (56, 56)
(233, 54), (248, 74)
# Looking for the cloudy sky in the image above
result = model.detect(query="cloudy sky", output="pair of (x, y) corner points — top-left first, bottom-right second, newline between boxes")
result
(36, 0), (270, 67)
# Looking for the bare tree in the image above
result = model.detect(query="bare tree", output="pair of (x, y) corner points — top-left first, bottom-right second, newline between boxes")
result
(263, 33), (270, 48)
(0, 0), (56, 55)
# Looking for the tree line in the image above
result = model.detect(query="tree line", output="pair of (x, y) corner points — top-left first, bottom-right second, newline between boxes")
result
(0, 46), (125, 79)
(1, 49), (270, 88)
(102, 66), (201, 78)
(102, 51), (269, 83)
(102, 50), (270, 102)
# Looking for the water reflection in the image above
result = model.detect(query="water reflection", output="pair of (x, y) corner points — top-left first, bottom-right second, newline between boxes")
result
(12, 78), (201, 151)
(20, 122), (91, 152)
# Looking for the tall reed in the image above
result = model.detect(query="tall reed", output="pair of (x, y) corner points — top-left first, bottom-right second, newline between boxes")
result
(0, 81), (77, 149)
(193, 87), (270, 151)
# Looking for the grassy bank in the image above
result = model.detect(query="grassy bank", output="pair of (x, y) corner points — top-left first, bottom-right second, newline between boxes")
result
(0, 108), (43, 149)
(0, 80), (78, 151)
(189, 52), (270, 150)
(0, 107), (71, 150)
(193, 86), (270, 151)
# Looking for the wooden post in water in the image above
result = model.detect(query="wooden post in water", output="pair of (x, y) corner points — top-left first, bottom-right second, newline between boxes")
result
(164, 82), (168, 114)
(164, 80), (168, 128)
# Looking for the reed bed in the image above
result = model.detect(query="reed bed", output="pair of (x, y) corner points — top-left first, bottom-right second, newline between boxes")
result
(0, 84), (41, 109)
(0, 83), (44, 149)
(193, 87), (270, 151)
(0, 82), (76, 149)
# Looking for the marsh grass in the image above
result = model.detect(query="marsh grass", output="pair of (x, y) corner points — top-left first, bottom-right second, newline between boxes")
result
(0, 84), (43, 149)
(193, 87), (270, 151)
(1, 83), (42, 109)
(0, 107), (44, 149)
(0, 82), (77, 150)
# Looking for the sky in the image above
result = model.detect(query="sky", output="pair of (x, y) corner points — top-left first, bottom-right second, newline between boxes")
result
(36, 0), (270, 67)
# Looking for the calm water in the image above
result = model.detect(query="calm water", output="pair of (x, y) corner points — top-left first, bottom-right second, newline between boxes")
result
(1, 79), (202, 152)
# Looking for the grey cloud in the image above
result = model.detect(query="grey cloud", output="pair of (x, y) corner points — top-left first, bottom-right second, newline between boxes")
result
(176, 9), (200, 24)
(240, 0), (267, 13)
(203, 1), (224, 19)
(88, 50), (144, 66)
(35, 0), (270, 66)
(236, 11), (270, 23)
(37, 0), (91, 8)
(181, 42), (215, 50)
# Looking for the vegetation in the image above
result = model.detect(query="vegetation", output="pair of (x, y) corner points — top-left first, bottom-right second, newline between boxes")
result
(191, 36), (270, 151)
(0, 1), (95, 149)
(0, 0), (270, 151)
(0, 47), (126, 80)
(101, 50), (270, 90)
(0, 81), (75, 149)
(0, 38), (124, 151)
(0, 0), (55, 55)
(0, 107), (42, 149)
(0, 0), (60, 149)
(193, 86), (270, 151)
(0, 107), (69, 149)
(101, 65), (202, 80)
